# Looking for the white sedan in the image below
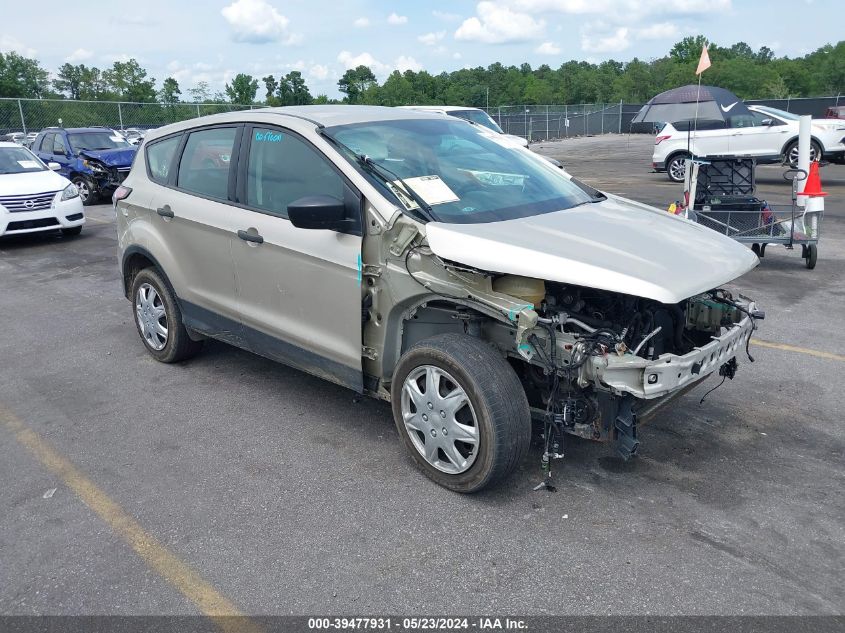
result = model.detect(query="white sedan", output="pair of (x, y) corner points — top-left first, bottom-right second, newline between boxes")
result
(0, 142), (85, 237)
(653, 105), (845, 181)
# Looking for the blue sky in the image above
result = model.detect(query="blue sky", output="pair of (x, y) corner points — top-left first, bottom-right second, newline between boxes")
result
(1, 0), (841, 99)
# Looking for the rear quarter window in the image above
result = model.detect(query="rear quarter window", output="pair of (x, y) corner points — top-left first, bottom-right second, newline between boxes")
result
(145, 135), (181, 184)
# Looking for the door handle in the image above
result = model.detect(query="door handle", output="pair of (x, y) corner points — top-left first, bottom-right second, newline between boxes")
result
(237, 229), (264, 244)
(156, 205), (174, 218)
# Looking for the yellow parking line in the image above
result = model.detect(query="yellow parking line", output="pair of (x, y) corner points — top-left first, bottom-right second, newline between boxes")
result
(751, 339), (845, 362)
(0, 406), (262, 633)
(84, 216), (114, 225)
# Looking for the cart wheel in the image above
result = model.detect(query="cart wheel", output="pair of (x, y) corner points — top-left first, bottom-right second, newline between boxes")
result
(751, 244), (761, 256)
(759, 243), (767, 258)
(805, 244), (817, 270)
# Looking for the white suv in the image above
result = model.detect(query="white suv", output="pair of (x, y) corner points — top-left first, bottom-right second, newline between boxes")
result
(653, 105), (845, 181)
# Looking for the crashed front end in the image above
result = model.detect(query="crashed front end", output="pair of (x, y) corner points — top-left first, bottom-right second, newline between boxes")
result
(506, 283), (762, 460)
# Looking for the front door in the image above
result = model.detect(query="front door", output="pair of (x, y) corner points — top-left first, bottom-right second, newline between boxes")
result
(231, 125), (363, 391)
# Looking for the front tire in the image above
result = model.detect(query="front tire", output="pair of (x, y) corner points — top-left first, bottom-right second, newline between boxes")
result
(130, 268), (203, 363)
(785, 140), (822, 167)
(61, 226), (82, 237)
(391, 333), (531, 493)
(72, 176), (98, 206)
(666, 153), (690, 183)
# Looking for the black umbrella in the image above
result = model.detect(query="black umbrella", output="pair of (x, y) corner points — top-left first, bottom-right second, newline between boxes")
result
(631, 85), (751, 124)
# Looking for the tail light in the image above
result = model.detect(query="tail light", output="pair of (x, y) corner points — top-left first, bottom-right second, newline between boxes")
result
(655, 135), (672, 145)
(112, 185), (132, 206)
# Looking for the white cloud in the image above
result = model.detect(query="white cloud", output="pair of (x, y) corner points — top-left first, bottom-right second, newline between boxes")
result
(66, 48), (94, 62)
(395, 56), (422, 72)
(432, 10), (462, 21)
(455, 1), (546, 44)
(514, 0), (730, 14)
(221, 0), (293, 43)
(580, 23), (630, 53)
(0, 36), (37, 57)
(535, 41), (561, 55)
(337, 51), (391, 74)
(636, 22), (680, 40)
(387, 12), (408, 25)
(309, 64), (329, 80)
(353, 17), (370, 27)
(418, 31), (446, 46)
(453, 52), (462, 60)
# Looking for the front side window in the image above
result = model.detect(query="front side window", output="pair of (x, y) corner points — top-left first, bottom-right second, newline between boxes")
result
(177, 127), (237, 199)
(325, 118), (594, 224)
(53, 135), (67, 154)
(146, 135), (181, 184)
(450, 110), (504, 134)
(246, 127), (343, 218)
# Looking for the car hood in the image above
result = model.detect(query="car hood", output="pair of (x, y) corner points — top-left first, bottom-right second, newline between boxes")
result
(424, 194), (758, 304)
(0, 169), (70, 196)
(79, 147), (137, 167)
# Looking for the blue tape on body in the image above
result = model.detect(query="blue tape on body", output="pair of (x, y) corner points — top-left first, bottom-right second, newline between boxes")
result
(507, 303), (534, 322)
(357, 253), (362, 285)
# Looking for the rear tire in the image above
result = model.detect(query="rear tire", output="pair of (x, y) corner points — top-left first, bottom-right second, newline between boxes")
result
(805, 244), (817, 269)
(785, 140), (822, 167)
(130, 268), (203, 363)
(666, 153), (690, 183)
(391, 333), (531, 493)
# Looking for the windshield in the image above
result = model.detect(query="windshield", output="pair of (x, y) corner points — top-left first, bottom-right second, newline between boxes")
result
(754, 106), (799, 121)
(0, 146), (46, 175)
(449, 109), (504, 134)
(68, 131), (132, 151)
(324, 118), (594, 224)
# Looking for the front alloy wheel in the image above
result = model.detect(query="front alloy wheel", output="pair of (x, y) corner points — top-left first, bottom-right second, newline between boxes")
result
(401, 365), (480, 475)
(135, 282), (168, 351)
(72, 177), (96, 206)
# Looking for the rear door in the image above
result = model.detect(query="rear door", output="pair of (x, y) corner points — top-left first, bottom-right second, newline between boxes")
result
(146, 125), (246, 341)
(727, 112), (789, 157)
(230, 124), (363, 391)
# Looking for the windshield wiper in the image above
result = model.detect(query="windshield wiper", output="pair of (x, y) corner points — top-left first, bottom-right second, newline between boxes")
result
(569, 177), (606, 202)
(318, 130), (436, 222)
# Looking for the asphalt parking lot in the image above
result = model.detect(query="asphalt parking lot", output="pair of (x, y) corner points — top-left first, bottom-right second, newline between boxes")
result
(1, 133), (843, 617)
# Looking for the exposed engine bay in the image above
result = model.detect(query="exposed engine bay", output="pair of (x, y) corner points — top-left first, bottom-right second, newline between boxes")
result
(482, 274), (762, 486)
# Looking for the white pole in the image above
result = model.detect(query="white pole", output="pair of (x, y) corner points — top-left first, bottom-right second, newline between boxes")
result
(797, 114), (812, 207)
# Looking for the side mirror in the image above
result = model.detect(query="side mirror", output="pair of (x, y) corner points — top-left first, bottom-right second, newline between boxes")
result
(761, 118), (774, 126)
(287, 195), (349, 231)
(48, 162), (61, 171)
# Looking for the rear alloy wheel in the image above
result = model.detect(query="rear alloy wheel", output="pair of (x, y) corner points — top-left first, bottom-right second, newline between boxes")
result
(786, 140), (822, 168)
(666, 153), (690, 183)
(391, 333), (531, 493)
(131, 268), (203, 363)
(72, 176), (97, 206)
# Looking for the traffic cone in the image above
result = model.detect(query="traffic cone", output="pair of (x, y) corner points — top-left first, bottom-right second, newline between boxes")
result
(802, 160), (828, 197)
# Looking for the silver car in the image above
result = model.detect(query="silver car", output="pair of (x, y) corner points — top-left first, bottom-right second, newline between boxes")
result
(116, 106), (761, 493)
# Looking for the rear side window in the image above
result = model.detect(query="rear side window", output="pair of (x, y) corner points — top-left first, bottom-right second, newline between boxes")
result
(245, 127), (343, 218)
(177, 127), (237, 200)
(146, 135), (181, 184)
(39, 133), (53, 152)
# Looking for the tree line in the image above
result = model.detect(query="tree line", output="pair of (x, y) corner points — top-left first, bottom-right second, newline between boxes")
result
(1, 36), (842, 108)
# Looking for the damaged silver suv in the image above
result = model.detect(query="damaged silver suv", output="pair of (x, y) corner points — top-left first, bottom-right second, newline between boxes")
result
(116, 106), (762, 493)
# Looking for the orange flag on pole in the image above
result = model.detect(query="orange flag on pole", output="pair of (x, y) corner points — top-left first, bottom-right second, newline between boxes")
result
(696, 44), (711, 75)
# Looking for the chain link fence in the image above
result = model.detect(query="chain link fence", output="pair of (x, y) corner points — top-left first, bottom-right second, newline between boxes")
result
(2, 95), (842, 141)
(0, 98), (256, 137)
(487, 96), (843, 142)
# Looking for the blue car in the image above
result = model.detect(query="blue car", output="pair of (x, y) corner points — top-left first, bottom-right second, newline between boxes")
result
(32, 127), (137, 205)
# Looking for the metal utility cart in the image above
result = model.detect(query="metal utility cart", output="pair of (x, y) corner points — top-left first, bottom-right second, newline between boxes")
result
(687, 157), (822, 269)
